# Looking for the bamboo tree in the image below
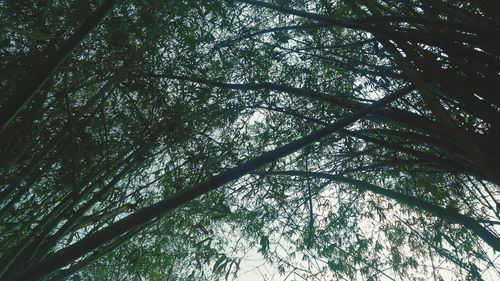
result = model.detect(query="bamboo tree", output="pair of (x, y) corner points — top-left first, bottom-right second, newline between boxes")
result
(5, 87), (407, 281)
(1, 1), (499, 280)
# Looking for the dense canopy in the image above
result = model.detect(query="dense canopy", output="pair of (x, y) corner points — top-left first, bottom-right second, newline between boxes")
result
(0, 0), (499, 280)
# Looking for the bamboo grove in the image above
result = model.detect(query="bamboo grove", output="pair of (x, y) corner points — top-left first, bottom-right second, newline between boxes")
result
(0, 0), (499, 280)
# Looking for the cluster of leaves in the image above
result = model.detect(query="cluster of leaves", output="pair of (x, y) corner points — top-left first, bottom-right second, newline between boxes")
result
(0, 0), (499, 280)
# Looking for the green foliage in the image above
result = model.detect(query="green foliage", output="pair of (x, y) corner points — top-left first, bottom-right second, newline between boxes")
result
(1, 0), (499, 280)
